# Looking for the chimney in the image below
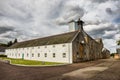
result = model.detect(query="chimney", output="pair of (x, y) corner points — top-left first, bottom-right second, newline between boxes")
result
(77, 18), (84, 31)
(68, 18), (84, 32)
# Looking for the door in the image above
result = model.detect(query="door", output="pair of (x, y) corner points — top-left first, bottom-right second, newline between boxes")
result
(79, 44), (84, 59)
(22, 54), (24, 59)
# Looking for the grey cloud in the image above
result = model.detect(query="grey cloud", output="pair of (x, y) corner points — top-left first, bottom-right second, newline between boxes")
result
(0, 26), (14, 34)
(55, 5), (84, 25)
(91, 0), (108, 3)
(0, 38), (8, 44)
(0, 0), (33, 23)
(47, 0), (66, 19)
(4, 35), (14, 39)
(87, 29), (105, 38)
(103, 34), (115, 39)
(106, 8), (114, 15)
(86, 23), (118, 39)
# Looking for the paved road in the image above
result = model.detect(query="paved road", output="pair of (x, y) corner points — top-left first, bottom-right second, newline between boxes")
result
(0, 59), (119, 80)
(60, 59), (120, 80)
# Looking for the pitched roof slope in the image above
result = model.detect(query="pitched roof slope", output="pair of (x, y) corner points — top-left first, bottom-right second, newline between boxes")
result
(9, 31), (78, 49)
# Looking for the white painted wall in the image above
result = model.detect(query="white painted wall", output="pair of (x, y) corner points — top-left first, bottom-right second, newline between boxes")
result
(69, 21), (78, 32)
(5, 43), (73, 63)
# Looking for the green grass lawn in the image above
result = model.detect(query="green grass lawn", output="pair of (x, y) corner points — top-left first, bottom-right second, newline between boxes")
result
(0, 57), (62, 66)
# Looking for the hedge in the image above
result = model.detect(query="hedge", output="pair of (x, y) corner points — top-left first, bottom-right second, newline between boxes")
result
(0, 55), (7, 57)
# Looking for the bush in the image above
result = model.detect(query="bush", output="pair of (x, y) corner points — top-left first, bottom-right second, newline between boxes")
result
(110, 53), (115, 57)
(0, 55), (7, 57)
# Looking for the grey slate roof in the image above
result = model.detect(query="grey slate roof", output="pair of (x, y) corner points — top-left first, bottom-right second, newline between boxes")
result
(0, 47), (6, 52)
(9, 31), (78, 49)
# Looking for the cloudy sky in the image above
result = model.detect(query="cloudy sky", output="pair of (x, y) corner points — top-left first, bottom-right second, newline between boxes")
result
(0, 0), (120, 52)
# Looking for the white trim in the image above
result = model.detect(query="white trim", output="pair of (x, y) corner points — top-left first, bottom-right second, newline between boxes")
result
(71, 31), (80, 42)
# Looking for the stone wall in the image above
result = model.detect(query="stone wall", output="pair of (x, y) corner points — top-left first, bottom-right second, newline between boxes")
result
(101, 48), (110, 59)
(72, 31), (104, 62)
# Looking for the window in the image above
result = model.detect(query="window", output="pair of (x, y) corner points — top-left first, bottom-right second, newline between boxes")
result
(53, 53), (55, 58)
(63, 53), (66, 58)
(53, 45), (55, 48)
(27, 53), (29, 57)
(19, 54), (20, 56)
(45, 46), (47, 48)
(76, 52), (79, 58)
(32, 53), (34, 57)
(38, 53), (40, 57)
(62, 44), (66, 47)
(45, 53), (47, 57)
(38, 46), (40, 49)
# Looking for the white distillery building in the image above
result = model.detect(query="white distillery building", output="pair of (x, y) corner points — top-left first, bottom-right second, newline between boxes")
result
(5, 19), (104, 63)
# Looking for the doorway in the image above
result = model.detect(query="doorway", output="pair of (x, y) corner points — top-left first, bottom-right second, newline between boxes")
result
(22, 54), (24, 59)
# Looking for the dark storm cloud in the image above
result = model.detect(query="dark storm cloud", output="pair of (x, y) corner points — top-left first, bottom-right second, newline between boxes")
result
(0, 26), (14, 34)
(88, 29), (116, 40)
(47, 0), (66, 19)
(55, 5), (84, 25)
(3, 35), (14, 39)
(114, 17), (120, 23)
(86, 24), (118, 39)
(0, 39), (8, 43)
(103, 34), (115, 39)
(106, 8), (113, 15)
(91, 0), (108, 3)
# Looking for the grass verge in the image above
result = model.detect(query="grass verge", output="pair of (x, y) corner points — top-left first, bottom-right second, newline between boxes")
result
(0, 57), (63, 66)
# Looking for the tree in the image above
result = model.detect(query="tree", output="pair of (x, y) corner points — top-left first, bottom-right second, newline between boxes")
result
(117, 40), (120, 45)
(7, 41), (13, 47)
(13, 38), (18, 44)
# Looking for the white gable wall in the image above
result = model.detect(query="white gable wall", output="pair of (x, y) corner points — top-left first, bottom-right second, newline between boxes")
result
(5, 43), (73, 63)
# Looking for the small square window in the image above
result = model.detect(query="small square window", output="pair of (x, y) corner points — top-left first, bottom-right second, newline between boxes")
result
(32, 53), (34, 57)
(27, 53), (29, 57)
(45, 53), (47, 57)
(53, 53), (55, 58)
(38, 53), (40, 57)
(63, 53), (66, 58)
(53, 45), (55, 48)
(62, 44), (66, 47)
